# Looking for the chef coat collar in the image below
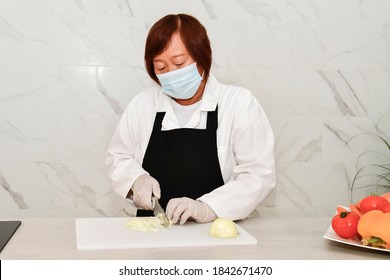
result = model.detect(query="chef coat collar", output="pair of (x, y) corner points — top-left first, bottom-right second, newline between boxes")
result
(199, 74), (220, 112)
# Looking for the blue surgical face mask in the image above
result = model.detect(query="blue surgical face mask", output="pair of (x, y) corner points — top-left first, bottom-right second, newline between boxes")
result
(156, 62), (203, 100)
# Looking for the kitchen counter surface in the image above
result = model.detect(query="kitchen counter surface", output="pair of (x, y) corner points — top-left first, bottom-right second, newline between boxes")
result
(1, 216), (389, 260)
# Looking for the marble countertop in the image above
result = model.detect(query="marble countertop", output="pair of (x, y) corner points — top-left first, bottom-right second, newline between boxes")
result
(0, 216), (388, 260)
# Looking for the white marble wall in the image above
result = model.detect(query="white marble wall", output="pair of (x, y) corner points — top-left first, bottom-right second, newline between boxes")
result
(0, 0), (389, 218)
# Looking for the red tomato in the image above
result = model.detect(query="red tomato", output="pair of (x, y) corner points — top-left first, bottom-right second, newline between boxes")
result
(331, 211), (360, 239)
(359, 195), (388, 214)
(379, 202), (390, 213)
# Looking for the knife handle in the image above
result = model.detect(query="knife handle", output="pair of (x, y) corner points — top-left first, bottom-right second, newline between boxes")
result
(151, 196), (157, 209)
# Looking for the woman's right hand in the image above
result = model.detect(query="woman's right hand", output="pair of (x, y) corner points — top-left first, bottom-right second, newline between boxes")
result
(131, 174), (161, 210)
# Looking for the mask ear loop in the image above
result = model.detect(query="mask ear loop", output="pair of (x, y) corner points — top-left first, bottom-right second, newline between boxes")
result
(195, 61), (205, 80)
(199, 68), (205, 81)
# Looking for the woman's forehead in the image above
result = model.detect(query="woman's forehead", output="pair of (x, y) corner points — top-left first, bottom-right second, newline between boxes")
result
(154, 33), (190, 61)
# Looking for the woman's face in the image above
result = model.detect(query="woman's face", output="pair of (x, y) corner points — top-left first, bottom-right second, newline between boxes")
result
(153, 32), (200, 75)
(153, 31), (206, 105)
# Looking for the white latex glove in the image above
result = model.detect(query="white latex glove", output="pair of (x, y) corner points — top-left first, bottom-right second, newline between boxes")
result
(131, 174), (160, 210)
(166, 197), (217, 225)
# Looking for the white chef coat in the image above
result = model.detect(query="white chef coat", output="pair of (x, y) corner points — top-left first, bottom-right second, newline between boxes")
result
(105, 74), (276, 220)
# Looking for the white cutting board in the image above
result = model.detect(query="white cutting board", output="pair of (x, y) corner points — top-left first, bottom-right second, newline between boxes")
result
(75, 217), (257, 250)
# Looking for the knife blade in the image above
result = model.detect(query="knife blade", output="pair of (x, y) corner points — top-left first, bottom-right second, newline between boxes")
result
(152, 197), (170, 228)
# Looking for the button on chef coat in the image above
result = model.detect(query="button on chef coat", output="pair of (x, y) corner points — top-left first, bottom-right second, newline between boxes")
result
(105, 74), (276, 221)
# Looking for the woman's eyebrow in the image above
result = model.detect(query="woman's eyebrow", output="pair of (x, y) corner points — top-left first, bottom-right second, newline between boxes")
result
(171, 53), (186, 58)
(153, 53), (187, 63)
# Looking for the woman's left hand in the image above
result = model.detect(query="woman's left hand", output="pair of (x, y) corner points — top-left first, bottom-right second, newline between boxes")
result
(166, 197), (217, 225)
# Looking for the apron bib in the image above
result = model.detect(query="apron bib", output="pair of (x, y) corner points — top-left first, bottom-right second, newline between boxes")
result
(138, 107), (224, 216)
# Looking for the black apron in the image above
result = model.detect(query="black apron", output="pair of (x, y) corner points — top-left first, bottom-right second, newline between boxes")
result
(137, 107), (224, 216)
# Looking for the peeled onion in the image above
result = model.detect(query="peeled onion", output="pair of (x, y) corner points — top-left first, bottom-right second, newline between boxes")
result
(209, 218), (238, 238)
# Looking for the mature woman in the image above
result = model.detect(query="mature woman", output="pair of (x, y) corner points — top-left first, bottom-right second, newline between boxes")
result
(105, 14), (275, 225)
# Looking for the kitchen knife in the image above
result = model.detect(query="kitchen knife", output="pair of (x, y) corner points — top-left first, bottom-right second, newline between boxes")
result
(152, 197), (170, 227)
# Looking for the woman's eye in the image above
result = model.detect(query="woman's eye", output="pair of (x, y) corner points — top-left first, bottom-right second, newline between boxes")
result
(175, 62), (184, 66)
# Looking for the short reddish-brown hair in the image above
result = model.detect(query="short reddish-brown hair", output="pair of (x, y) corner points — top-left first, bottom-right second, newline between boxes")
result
(144, 14), (212, 84)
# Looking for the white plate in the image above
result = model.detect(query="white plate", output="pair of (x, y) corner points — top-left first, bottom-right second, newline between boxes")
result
(323, 206), (390, 253)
